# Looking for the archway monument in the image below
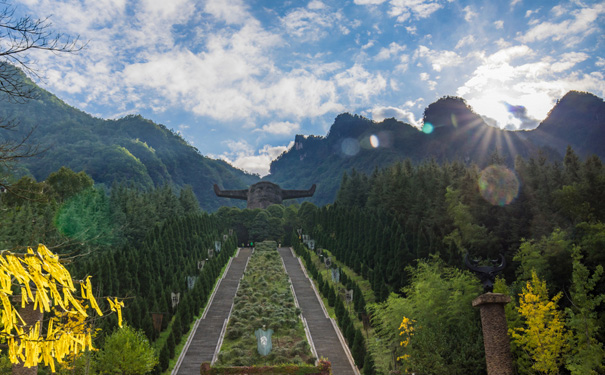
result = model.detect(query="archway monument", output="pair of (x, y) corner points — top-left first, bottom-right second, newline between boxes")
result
(214, 181), (316, 209)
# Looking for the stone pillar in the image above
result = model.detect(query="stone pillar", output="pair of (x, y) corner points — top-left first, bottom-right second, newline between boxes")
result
(472, 293), (514, 375)
(12, 299), (44, 375)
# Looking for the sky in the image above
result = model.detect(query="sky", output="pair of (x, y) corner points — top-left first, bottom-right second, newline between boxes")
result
(13, 0), (605, 176)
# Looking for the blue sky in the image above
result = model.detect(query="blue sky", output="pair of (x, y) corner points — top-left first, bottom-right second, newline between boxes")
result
(14, 0), (605, 175)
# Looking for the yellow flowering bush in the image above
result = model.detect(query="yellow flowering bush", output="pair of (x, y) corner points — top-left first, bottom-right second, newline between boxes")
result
(0, 244), (123, 371)
(511, 271), (570, 375)
(397, 316), (415, 372)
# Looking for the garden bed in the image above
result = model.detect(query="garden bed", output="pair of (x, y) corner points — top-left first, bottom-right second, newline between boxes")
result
(217, 241), (314, 366)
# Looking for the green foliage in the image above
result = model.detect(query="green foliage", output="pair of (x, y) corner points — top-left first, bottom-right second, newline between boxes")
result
(513, 229), (573, 294)
(94, 326), (158, 374)
(564, 247), (605, 374)
(369, 258), (485, 375)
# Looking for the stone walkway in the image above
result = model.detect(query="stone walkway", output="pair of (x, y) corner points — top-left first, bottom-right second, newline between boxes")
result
(173, 248), (252, 375)
(278, 248), (359, 375)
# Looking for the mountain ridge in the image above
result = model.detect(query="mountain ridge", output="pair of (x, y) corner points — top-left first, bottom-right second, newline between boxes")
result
(0, 68), (259, 212)
(1, 64), (603, 209)
(266, 91), (604, 205)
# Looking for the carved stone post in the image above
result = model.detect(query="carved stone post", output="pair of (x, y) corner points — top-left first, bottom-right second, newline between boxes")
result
(472, 293), (514, 375)
(12, 299), (44, 375)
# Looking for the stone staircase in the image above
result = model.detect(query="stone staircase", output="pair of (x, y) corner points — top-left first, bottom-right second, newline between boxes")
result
(278, 248), (359, 375)
(173, 248), (252, 374)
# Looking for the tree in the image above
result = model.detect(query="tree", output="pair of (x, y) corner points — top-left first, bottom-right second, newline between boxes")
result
(511, 271), (570, 375)
(0, 244), (123, 372)
(0, 2), (84, 189)
(368, 258), (485, 375)
(564, 246), (605, 374)
(94, 325), (158, 375)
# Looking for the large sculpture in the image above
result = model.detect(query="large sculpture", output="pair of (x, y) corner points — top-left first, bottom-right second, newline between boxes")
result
(213, 181), (316, 209)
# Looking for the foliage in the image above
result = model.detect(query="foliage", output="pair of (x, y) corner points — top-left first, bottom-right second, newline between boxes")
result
(200, 359), (331, 374)
(94, 325), (158, 374)
(0, 244), (122, 371)
(564, 247), (605, 374)
(511, 271), (570, 375)
(368, 258), (485, 375)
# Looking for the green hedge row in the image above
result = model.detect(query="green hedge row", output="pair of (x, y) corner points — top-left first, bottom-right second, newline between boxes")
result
(200, 359), (331, 374)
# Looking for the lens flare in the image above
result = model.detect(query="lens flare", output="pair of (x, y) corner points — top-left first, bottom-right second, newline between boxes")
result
(478, 165), (520, 206)
(370, 134), (379, 148)
(451, 114), (458, 128)
(422, 122), (434, 134)
(341, 138), (360, 156)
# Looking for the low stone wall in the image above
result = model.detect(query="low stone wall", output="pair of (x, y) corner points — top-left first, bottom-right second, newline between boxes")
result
(200, 360), (331, 374)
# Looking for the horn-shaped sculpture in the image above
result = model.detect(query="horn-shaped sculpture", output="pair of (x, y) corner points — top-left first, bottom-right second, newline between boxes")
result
(465, 254), (506, 293)
(214, 181), (316, 209)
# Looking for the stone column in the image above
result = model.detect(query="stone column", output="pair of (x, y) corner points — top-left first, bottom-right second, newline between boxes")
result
(472, 293), (514, 375)
(12, 299), (44, 375)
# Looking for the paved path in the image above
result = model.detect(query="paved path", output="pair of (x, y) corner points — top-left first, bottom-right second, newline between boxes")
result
(278, 248), (359, 375)
(174, 248), (252, 375)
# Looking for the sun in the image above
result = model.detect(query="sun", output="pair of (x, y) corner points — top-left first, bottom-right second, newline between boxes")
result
(465, 88), (556, 131)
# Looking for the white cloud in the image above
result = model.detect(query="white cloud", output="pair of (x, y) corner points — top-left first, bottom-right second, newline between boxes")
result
(511, 0), (522, 7)
(414, 45), (464, 71)
(455, 35), (475, 49)
(281, 6), (345, 41)
(255, 121), (301, 135)
(335, 64), (387, 103)
(308, 0), (326, 10)
(354, 0), (387, 4)
(389, 0), (443, 22)
(370, 106), (422, 128)
(462, 5), (477, 22)
(375, 42), (406, 61)
(204, 0), (250, 25)
(519, 3), (605, 46)
(525, 8), (540, 18)
(596, 57), (605, 67)
(219, 140), (294, 176)
(494, 20), (504, 29)
(419, 72), (430, 80)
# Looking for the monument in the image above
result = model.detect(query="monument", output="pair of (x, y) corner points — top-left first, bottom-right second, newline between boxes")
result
(466, 254), (514, 375)
(213, 181), (316, 209)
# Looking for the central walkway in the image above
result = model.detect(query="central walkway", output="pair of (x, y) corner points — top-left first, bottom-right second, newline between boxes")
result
(174, 246), (357, 374)
(174, 247), (252, 374)
(278, 248), (358, 375)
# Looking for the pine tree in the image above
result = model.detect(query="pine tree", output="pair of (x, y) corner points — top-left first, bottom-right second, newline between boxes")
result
(352, 328), (365, 369)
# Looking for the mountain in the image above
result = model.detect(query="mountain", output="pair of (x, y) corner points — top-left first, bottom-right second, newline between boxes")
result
(525, 91), (605, 159)
(2, 64), (602, 209)
(267, 92), (604, 206)
(0, 67), (259, 212)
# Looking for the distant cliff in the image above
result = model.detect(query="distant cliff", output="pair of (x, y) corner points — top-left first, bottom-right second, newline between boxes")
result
(267, 92), (604, 206)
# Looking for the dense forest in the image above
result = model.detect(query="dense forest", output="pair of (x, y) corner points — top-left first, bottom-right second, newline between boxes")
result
(1, 143), (604, 374)
(301, 147), (605, 374)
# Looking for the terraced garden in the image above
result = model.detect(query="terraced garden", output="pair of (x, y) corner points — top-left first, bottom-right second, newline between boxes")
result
(216, 241), (314, 366)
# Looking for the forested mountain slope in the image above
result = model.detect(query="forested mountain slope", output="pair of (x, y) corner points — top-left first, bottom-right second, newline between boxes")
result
(268, 92), (604, 205)
(0, 67), (259, 211)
